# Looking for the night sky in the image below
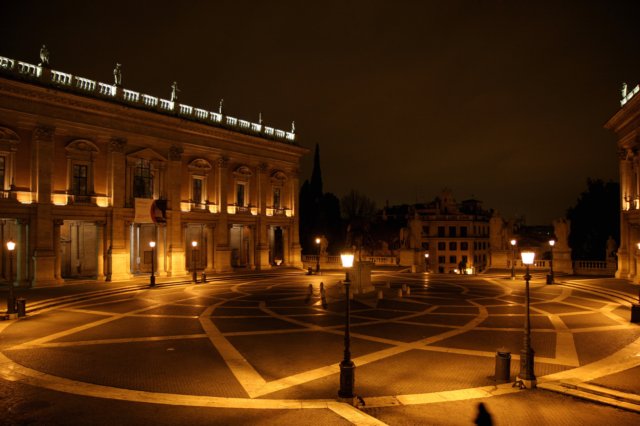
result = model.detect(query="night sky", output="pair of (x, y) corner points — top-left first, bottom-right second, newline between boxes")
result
(2, 1), (639, 224)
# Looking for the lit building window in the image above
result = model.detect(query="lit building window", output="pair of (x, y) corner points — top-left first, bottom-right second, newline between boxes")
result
(72, 164), (88, 195)
(133, 159), (153, 198)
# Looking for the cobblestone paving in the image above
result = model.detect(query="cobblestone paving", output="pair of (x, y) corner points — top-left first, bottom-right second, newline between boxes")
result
(1, 272), (639, 424)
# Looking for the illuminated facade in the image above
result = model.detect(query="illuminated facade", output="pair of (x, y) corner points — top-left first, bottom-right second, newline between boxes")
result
(605, 81), (640, 281)
(420, 192), (491, 273)
(0, 53), (306, 287)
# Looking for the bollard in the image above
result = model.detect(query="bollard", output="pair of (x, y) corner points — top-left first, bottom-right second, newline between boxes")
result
(16, 298), (26, 317)
(307, 267), (313, 275)
(495, 350), (511, 383)
(201, 272), (207, 283)
(631, 304), (640, 323)
(397, 288), (403, 298)
(386, 281), (391, 289)
(320, 287), (328, 309)
(402, 283), (407, 292)
(406, 286), (411, 295)
(377, 289), (383, 300)
(305, 284), (313, 304)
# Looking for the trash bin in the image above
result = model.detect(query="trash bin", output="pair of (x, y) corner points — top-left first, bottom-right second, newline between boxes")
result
(16, 298), (26, 317)
(546, 274), (553, 284)
(495, 350), (511, 383)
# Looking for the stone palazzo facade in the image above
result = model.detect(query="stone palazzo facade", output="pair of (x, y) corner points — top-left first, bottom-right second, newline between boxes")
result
(0, 54), (306, 287)
(606, 82), (640, 281)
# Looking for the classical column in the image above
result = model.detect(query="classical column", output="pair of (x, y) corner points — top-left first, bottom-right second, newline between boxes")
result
(255, 217), (271, 270)
(289, 169), (303, 268)
(205, 224), (215, 273)
(157, 225), (167, 276)
(53, 219), (63, 282)
(96, 221), (105, 280)
(214, 157), (232, 272)
(16, 219), (29, 287)
(248, 225), (256, 270)
(283, 226), (290, 266)
(167, 146), (187, 277)
(31, 126), (58, 286)
(108, 138), (131, 281)
(618, 149), (632, 278)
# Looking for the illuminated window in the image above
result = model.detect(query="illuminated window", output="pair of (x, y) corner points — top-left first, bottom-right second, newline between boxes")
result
(273, 187), (281, 209)
(0, 155), (5, 189)
(133, 159), (153, 198)
(192, 177), (203, 204)
(72, 164), (88, 196)
(236, 182), (246, 207)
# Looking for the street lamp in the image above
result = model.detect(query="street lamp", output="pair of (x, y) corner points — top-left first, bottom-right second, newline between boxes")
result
(191, 241), (198, 283)
(510, 239), (517, 279)
(424, 252), (430, 272)
(547, 239), (555, 284)
(315, 237), (321, 274)
(149, 241), (156, 287)
(338, 250), (355, 400)
(519, 250), (536, 388)
(5, 240), (15, 315)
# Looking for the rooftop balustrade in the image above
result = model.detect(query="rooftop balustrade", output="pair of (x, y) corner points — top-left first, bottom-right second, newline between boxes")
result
(0, 54), (296, 144)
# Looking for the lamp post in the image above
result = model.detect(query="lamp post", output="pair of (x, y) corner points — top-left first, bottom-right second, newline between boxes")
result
(519, 250), (536, 388)
(315, 237), (321, 274)
(547, 239), (555, 284)
(149, 241), (156, 287)
(338, 251), (355, 400)
(6, 240), (15, 315)
(510, 239), (517, 279)
(424, 252), (430, 272)
(191, 241), (198, 283)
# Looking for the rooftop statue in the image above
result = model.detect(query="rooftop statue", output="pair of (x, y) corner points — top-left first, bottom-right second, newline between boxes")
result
(39, 44), (50, 67)
(170, 81), (180, 102)
(291, 121), (296, 133)
(113, 63), (122, 86)
(219, 98), (224, 114)
(622, 82), (628, 98)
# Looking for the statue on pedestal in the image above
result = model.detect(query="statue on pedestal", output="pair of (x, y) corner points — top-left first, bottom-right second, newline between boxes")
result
(113, 63), (122, 86)
(170, 81), (180, 102)
(39, 44), (50, 67)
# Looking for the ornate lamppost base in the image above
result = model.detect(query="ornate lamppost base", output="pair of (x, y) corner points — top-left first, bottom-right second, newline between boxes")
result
(338, 359), (355, 400)
(518, 348), (537, 388)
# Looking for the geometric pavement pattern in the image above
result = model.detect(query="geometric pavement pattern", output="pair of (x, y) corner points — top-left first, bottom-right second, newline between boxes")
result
(1, 272), (639, 424)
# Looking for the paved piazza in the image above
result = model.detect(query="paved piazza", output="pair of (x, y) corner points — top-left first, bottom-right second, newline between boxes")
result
(1, 271), (640, 425)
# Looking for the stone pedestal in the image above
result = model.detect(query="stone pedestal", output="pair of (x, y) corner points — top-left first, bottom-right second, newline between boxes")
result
(168, 247), (187, 277)
(256, 247), (271, 270)
(32, 250), (58, 286)
(352, 261), (374, 294)
(214, 249), (233, 273)
(110, 249), (131, 281)
(490, 250), (509, 269)
(553, 249), (573, 274)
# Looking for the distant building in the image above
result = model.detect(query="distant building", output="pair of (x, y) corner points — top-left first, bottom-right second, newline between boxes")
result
(388, 189), (492, 273)
(605, 81), (640, 280)
(0, 51), (306, 287)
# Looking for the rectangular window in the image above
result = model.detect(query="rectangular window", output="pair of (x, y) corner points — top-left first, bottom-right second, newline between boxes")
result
(462, 255), (468, 263)
(461, 242), (468, 251)
(0, 155), (5, 189)
(236, 182), (246, 206)
(422, 242), (429, 250)
(133, 159), (153, 198)
(192, 177), (203, 204)
(449, 242), (457, 250)
(449, 255), (457, 264)
(438, 256), (446, 264)
(460, 226), (467, 237)
(449, 226), (456, 237)
(438, 226), (445, 237)
(273, 187), (281, 208)
(437, 242), (446, 250)
(422, 226), (429, 236)
(72, 164), (88, 196)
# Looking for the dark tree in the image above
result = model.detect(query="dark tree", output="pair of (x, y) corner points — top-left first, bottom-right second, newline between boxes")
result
(298, 144), (343, 254)
(341, 190), (377, 257)
(567, 179), (620, 260)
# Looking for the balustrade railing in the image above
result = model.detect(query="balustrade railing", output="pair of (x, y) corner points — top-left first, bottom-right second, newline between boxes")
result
(0, 54), (296, 144)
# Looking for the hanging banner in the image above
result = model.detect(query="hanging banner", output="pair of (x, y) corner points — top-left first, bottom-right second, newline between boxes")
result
(134, 198), (154, 223)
